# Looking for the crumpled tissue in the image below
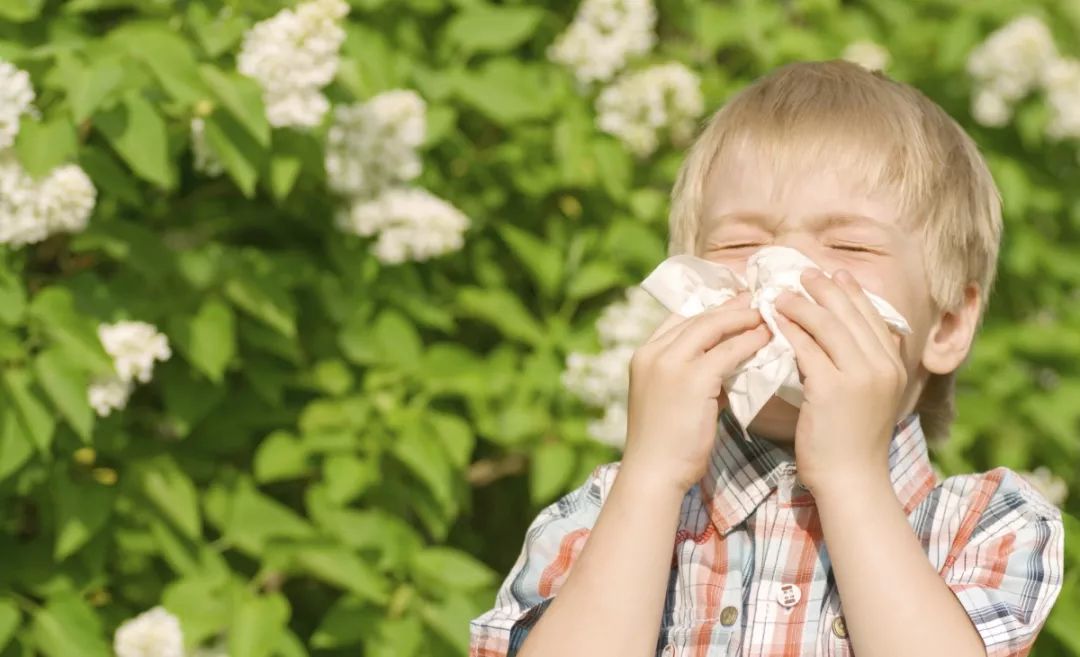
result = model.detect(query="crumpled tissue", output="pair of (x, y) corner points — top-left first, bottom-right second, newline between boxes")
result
(639, 246), (911, 430)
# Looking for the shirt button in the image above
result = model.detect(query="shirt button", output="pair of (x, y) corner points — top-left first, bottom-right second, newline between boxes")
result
(832, 616), (848, 638)
(662, 644), (675, 656)
(776, 583), (802, 608)
(720, 606), (739, 626)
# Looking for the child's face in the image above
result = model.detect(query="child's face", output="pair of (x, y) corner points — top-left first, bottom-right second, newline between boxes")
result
(697, 147), (958, 442)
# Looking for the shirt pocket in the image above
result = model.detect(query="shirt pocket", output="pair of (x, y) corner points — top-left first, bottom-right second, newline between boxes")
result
(657, 584), (741, 657)
(820, 602), (854, 657)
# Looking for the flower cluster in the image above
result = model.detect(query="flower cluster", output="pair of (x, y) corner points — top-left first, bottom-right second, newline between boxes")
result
(189, 117), (224, 177)
(324, 89), (426, 198)
(0, 153), (96, 246)
(596, 62), (705, 157)
(547, 0), (657, 87)
(0, 58), (34, 150)
(335, 187), (469, 264)
(561, 286), (667, 447)
(113, 606), (184, 657)
(237, 0), (349, 128)
(1018, 466), (1069, 507)
(967, 15), (1080, 146)
(88, 320), (171, 417)
(842, 40), (890, 72)
(326, 89), (470, 264)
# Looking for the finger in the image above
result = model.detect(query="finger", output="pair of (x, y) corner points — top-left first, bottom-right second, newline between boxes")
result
(645, 311), (691, 346)
(773, 289), (865, 370)
(832, 270), (902, 363)
(665, 307), (764, 358)
(774, 313), (833, 379)
(699, 323), (772, 374)
(653, 291), (753, 350)
(798, 269), (884, 364)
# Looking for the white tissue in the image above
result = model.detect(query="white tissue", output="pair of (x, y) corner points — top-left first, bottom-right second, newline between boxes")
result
(639, 246), (911, 431)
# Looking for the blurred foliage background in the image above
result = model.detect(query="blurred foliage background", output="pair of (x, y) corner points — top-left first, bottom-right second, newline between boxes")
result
(0, 0), (1076, 655)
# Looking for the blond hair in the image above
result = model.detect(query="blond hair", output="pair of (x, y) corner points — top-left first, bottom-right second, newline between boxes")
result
(667, 60), (1003, 441)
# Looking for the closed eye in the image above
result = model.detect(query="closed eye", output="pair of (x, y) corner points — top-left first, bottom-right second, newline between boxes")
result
(829, 243), (878, 253)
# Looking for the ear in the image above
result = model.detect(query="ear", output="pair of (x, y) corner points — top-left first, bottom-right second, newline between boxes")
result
(922, 282), (981, 375)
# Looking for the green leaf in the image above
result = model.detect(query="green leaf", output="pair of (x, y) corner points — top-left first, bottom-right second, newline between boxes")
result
(67, 56), (125, 123)
(27, 287), (112, 374)
(444, 5), (544, 55)
(496, 224), (563, 298)
(95, 91), (175, 189)
(53, 469), (115, 560)
(253, 430), (309, 483)
(33, 348), (93, 441)
(454, 58), (557, 125)
(14, 117), (78, 178)
(0, 404), (35, 484)
(566, 261), (623, 299)
(111, 22), (208, 104)
(200, 64), (270, 147)
(0, 262), (26, 326)
(224, 269), (297, 338)
(268, 129), (310, 202)
(418, 591), (478, 656)
(172, 296), (235, 383)
(134, 455), (202, 539)
(311, 596), (376, 649)
(392, 426), (455, 511)
(187, 3), (251, 58)
(530, 441), (577, 505)
(32, 591), (110, 657)
(0, 0), (43, 22)
(0, 598), (19, 653)
(411, 546), (496, 592)
(2, 368), (55, 453)
(229, 594), (289, 657)
(220, 478), (315, 556)
(293, 545), (391, 603)
(202, 108), (262, 197)
(456, 286), (546, 345)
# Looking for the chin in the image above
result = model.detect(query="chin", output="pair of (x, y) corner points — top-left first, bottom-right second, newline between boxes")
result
(744, 396), (800, 443)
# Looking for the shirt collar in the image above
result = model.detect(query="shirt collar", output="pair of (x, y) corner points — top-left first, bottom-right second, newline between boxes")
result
(698, 407), (938, 536)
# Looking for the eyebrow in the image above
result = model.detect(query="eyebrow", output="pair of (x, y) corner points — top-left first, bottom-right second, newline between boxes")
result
(708, 211), (892, 231)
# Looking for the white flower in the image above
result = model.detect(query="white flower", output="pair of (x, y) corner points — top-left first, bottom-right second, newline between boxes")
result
(1018, 466), (1068, 507)
(237, 0), (349, 128)
(190, 117), (224, 177)
(842, 40), (890, 72)
(0, 59), (35, 150)
(562, 345), (635, 408)
(561, 285), (667, 449)
(588, 400), (628, 448)
(966, 16), (1058, 127)
(971, 88), (1011, 127)
(596, 62), (704, 157)
(336, 187), (469, 264)
(1042, 57), (1080, 140)
(596, 285), (668, 348)
(0, 153), (96, 246)
(548, 0), (657, 86)
(325, 90), (426, 198)
(88, 375), (134, 417)
(98, 320), (172, 384)
(113, 606), (184, 657)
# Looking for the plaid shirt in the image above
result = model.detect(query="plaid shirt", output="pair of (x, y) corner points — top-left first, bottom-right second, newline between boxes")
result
(469, 409), (1065, 657)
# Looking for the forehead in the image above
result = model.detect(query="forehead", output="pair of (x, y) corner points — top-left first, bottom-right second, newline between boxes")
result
(701, 136), (904, 231)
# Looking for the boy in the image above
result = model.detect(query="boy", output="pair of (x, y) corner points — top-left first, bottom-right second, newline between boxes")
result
(469, 60), (1064, 657)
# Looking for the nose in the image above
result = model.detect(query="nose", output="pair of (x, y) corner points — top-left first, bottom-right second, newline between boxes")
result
(769, 233), (827, 267)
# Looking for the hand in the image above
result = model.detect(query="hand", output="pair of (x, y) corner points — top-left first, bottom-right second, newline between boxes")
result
(622, 293), (772, 495)
(772, 268), (907, 496)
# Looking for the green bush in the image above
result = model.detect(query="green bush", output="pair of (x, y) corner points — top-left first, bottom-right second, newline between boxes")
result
(0, 0), (1076, 655)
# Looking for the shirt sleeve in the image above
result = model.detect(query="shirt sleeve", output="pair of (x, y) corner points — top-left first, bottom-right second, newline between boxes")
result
(937, 467), (1066, 657)
(468, 461), (617, 657)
